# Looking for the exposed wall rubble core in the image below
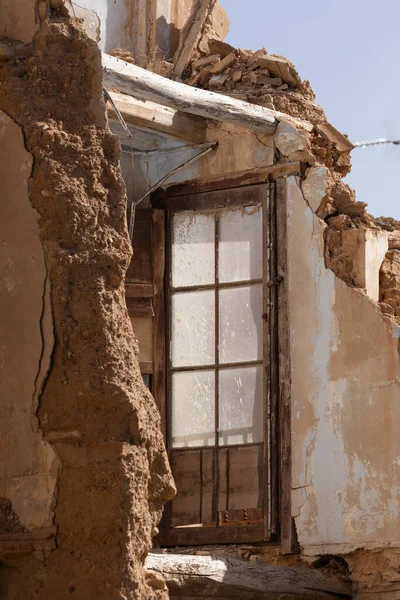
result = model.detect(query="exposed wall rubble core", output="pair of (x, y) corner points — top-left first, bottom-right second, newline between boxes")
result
(0, 9), (174, 600)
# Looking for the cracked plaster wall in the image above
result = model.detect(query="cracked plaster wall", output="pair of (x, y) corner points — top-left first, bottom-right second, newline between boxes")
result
(0, 110), (59, 531)
(287, 175), (400, 556)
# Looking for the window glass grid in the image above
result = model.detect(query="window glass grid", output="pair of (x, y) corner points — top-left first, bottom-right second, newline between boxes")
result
(170, 208), (263, 451)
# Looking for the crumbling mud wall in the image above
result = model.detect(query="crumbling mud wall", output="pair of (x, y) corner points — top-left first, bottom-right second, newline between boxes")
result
(0, 4), (174, 599)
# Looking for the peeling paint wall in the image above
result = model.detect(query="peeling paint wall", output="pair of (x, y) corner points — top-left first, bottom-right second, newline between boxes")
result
(287, 175), (400, 556)
(0, 110), (59, 532)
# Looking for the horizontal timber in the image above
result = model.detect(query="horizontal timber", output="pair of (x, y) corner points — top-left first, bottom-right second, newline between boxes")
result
(106, 90), (207, 144)
(152, 162), (302, 202)
(146, 553), (352, 599)
(103, 54), (278, 134)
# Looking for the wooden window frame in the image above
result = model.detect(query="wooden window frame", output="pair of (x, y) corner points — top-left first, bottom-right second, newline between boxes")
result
(151, 173), (295, 551)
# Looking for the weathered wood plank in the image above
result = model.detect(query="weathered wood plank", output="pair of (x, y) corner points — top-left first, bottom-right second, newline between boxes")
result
(276, 178), (296, 554)
(126, 209), (153, 285)
(153, 184), (267, 213)
(139, 361), (153, 374)
(146, 553), (352, 599)
(172, 0), (212, 80)
(152, 209), (166, 436)
(151, 163), (302, 201)
(126, 297), (154, 317)
(163, 522), (266, 546)
(102, 53), (278, 133)
(125, 283), (154, 298)
(130, 316), (153, 365)
(106, 90), (207, 144)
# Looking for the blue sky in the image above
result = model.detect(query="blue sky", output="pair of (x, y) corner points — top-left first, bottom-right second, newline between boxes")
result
(219, 0), (400, 219)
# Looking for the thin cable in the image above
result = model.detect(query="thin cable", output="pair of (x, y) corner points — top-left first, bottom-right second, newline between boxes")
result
(67, 0), (76, 17)
(120, 142), (216, 156)
(353, 138), (400, 148)
(135, 143), (218, 207)
(103, 88), (137, 241)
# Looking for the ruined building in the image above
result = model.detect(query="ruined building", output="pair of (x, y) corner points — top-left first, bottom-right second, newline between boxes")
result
(1, 1), (400, 599)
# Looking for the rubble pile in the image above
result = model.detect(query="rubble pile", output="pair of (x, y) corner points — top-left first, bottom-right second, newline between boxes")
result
(180, 40), (324, 121)
(374, 217), (400, 322)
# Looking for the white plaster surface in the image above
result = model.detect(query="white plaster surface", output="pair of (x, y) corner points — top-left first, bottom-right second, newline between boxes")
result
(73, 0), (132, 52)
(287, 176), (400, 555)
(274, 121), (309, 161)
(0, 110), (59, 530)
(301, 166), (329, 213)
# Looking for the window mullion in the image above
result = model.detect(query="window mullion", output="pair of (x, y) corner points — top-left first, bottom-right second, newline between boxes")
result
(214, 213), (220, 527)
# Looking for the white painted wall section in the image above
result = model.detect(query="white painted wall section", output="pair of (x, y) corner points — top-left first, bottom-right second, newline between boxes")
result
(287, 176), (400, 555)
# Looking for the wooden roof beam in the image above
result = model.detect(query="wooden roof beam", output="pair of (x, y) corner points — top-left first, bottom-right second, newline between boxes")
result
(102, 54), (278, 134)
(106, 90), (207, 145)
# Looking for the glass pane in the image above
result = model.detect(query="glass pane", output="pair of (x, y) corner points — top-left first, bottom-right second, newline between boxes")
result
(172, 212), (215, 288)
(172, 371), (215, 448)
(219, 284), (262, 364)
(219, 366), (263, 445)
(171, 290), (215, 367)
(219, 206), (262, 283)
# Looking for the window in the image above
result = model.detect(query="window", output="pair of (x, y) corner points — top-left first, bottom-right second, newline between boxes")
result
(161, 184), (273, 545)
(127, 179), (293, 549)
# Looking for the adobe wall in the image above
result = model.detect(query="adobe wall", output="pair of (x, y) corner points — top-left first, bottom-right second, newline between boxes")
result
(0, 2), (174, 598)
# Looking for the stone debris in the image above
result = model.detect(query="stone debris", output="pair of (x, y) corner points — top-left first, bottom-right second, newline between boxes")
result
(108, 47), (135, 64)
(179, 43), (314, 105)
(380, 250), (400, 320)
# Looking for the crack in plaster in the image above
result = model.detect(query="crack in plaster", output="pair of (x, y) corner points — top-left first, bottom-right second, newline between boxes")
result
(3, 110), (56, 436)
(255, 132), (272, 149)
(292, 484), (312, 491)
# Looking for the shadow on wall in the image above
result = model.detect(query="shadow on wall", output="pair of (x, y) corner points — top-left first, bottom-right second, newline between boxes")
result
(156, 16), (180, 62)
(104, 0), (130, 53)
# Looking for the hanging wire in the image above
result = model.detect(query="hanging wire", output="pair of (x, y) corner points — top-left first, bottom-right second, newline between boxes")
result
(134, 142), (218, 207)
(67, 0), (76, 17)
(120, 141), (216, 156)
(103, 88), (137, 240)
(104, 88), (218, 242)
(353, 138), (400, 148)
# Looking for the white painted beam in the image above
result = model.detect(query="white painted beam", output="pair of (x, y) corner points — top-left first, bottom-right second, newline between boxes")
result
(106, 90), (207, 144)
(102, 53), (278, 134)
